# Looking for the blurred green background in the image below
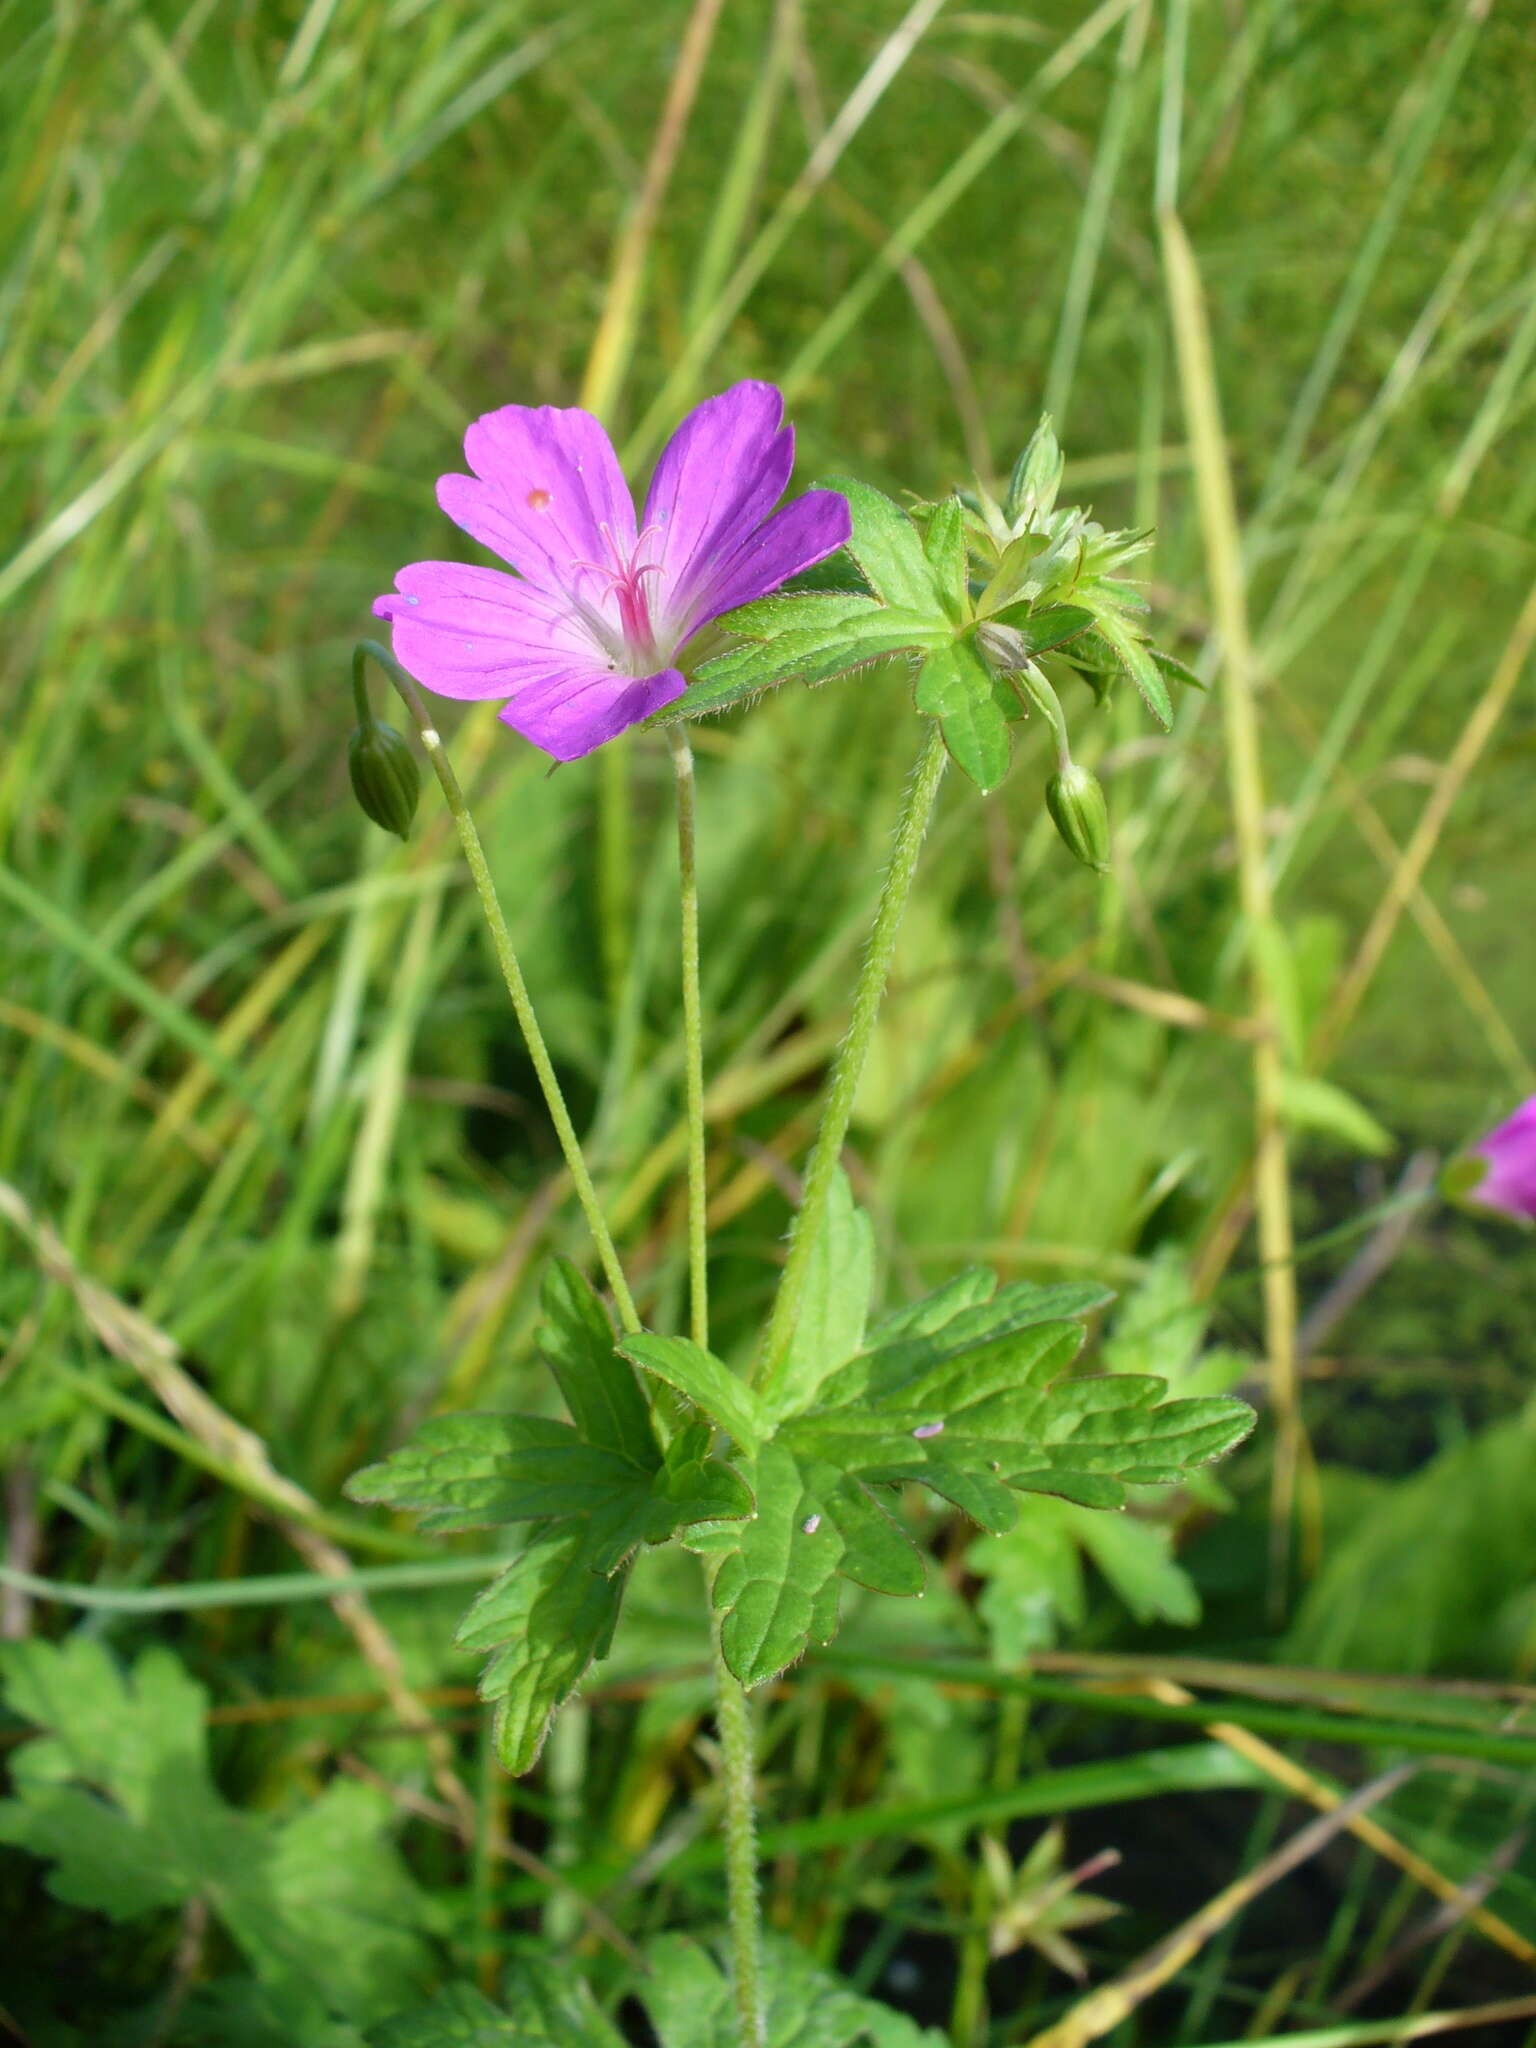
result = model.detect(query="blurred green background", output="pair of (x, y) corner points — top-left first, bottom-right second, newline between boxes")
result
(4, 0), (1536, 2040)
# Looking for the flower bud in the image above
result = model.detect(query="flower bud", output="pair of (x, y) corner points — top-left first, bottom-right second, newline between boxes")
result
(348, 718), (420, 839)
(1045, 762), (1111, 873)
(1004, 416), (1064, 528)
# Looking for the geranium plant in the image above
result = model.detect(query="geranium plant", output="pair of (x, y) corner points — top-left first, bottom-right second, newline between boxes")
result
(343, 382), (1251, 2046)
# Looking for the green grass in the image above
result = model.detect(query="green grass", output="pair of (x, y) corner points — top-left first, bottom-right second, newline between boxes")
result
(4, 0), (1536, 2040)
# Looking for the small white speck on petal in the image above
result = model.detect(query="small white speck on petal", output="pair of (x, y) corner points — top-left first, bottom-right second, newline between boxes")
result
(406, 595), (419, 605)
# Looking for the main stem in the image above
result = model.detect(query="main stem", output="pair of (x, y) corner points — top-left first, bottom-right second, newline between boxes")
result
(756, 721), (948, 1400)
(668, 725), (764, 2047)
(354, 643), (640, 1334)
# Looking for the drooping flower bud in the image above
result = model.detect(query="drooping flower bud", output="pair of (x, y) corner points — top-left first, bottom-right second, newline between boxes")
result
(348, 717), (420, 839)
(1045, 761), (1111, 874)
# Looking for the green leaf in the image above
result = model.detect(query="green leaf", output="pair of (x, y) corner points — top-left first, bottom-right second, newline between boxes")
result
(619, 1332), (765, 1454)
(370, 1984), (518, 2046)
(536, 1257), (656, 1463)
(817, 476), (946, 614)
(369, 1965), (624, 2046)
(867, 1266), (998, 1343)
(767, 1167), (876, 1426)
(921, 496), (969, 624)
(458, 1524), (626, 1773)
(346, 1413), (651, 1536)
(640, 1933), (947, 2048)
(0, 1639), (437, 2027)
(1085, 609), (1173, 729)
(1279, 1072), (1395, 1156)
(690, 1440), (925, 1683)
(680, 609), (944, 720)
(724, 590), (884, 636)
(1068, 1503), (1202, 1626)
(915, 637), (1012, 791)
(696, 1268), (1249, 1683)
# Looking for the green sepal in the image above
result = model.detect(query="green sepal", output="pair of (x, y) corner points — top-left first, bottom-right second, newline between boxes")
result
(981, 601), (1097, 655)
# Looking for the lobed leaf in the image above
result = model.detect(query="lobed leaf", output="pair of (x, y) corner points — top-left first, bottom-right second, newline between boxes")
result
(920, 496), (970, 624)
(914, 637), (1012, 791)
(0, 1639), (436, 2026)
(718, 590), (883, 637)
(816, 476), (948, 615)
(679, 611), (943, 720)
(641, 1932), (946, 2048)
(619, 1332), (765, 1454)
(766, 1167), (876, 1426)
(694, 1236), (1248, 1683)
(345, 1413), (650, 1535)
(459, 1525), (626, 1774)
(536, 1257), (657, 1463)
(369, 1964), (624, 2046)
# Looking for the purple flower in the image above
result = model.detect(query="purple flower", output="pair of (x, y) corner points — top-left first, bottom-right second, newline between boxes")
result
(1468, 1097), (1536, 1221)
(373, 381), (851, 763)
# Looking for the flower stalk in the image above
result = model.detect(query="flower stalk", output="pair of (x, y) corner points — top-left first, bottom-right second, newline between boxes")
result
(352, 641), (640, 1333)
(669, 723), (764, 2046)
(668, 726), (710, 1348)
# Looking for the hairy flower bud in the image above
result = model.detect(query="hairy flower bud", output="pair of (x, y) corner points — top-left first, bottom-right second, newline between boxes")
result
(1045, 762), (1111, 874)
(1004, 416), (1064, 529)
(348, 718), (421, 839)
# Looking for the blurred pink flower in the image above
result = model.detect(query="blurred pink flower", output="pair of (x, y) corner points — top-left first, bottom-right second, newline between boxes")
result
(1468, 1097), (1536, 1221)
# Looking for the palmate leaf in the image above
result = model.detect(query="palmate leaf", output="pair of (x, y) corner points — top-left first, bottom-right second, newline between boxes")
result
(641, 1934), (946, 2048)
(0, 1639), (437, 2032)
(369, 1964), (624, 2046)
(345, 1261), (749, 1773)
(663, 1195), (1251, 1683)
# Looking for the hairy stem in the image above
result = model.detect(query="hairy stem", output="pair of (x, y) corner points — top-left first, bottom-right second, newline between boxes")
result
(712, 1603), (766, 2047)
(669, 727), (710, 1348)
(669, 727), (763, 2043)
(756, 721), (947, 1398)
(353, 643), (639, 1333)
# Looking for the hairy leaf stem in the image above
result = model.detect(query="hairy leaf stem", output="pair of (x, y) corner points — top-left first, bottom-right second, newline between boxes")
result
(756, 721), (948, 1399)
(353, 643), (640, 1334)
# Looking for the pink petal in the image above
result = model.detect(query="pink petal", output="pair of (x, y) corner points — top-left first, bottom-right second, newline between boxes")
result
(499, 666), (686, 762)
(373, 561), (602, 701)
(683, 488), (853, 634)
(642, 382), (795, 630)
(1472, 1096), (1536, 1220)
(438, 404), (636, 601)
